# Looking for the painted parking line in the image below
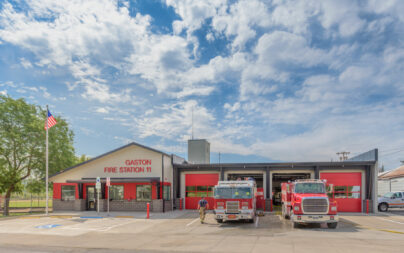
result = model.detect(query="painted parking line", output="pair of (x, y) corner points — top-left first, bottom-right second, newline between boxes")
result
(342, 219), (404, 235)
(80, 216), (104, 219)
(50, 215), (73, 219)
(115, 216), (135, 218)
(376, 217), (404, 225)
(35, 224), (61, 229)
(186, 218), (200, 227)
(19, 216), (42, 219)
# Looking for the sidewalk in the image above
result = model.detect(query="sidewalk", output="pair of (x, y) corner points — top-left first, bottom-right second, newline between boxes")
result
(45, 209), (192, 219)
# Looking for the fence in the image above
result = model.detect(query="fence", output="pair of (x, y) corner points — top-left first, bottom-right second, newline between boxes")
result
(0, 195), (53, 214)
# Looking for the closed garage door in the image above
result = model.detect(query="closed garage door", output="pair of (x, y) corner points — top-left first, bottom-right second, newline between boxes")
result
(185, 174), (219, 209)
(320, 172), (362, 212)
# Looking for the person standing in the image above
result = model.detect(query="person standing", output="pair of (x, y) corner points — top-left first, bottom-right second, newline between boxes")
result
(198, 196), (209, 224)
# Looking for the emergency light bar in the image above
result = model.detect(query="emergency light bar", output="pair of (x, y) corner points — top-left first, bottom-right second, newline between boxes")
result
(216, 180), (256, 187)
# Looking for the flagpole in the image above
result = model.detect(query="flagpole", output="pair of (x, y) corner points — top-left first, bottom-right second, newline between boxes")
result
(46, 105), (49, 216)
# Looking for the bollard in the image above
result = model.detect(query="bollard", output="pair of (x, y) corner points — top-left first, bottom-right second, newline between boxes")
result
(147, 202), (150, 219)
(366, 199), (369, 214)
(180, 198), (183, 210)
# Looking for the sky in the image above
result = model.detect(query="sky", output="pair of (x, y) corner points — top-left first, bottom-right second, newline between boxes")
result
(0, 0), (403, 170)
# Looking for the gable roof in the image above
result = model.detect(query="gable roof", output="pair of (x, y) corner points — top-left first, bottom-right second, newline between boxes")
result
(50, 141), (171, 179)
(379, 165), (404, 180)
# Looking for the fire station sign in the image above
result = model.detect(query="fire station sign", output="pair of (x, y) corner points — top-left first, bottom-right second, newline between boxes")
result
(103, 159), (153, 174)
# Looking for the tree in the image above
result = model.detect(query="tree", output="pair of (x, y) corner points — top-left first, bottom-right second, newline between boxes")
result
(76, 154), (91, 164)
(0, 95), (76, 216)
(26, 178), (45, 209)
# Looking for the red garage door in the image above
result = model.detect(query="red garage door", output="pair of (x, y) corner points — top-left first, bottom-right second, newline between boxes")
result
(185, 174), (219, 209)
(320, 172), (362, 212)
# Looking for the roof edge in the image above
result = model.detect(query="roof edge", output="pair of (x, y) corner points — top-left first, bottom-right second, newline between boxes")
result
(50, 141), (171, 179)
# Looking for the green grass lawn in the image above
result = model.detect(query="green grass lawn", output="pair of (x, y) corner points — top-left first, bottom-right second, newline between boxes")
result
(8, 199), (53, 208)
(0, 212), (35, 218)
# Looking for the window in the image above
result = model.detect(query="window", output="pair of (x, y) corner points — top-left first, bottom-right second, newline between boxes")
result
(214, 187), (253, 199)
(294, 183), (325, 194)
(186, 185), (215, 198)
(61, 185), (76, 201)
(394, 192), (402, 198)
(163, 185), (171, 200)
(327, 185), (360, 199)
(109, 185), (124, 200)
(137, 185), (151, 201)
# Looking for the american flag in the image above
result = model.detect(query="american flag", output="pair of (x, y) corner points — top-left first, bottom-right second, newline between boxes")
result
(44, 110), (57, 130)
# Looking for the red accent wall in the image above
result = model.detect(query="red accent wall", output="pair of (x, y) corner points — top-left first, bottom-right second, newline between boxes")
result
(186, 174), (219, 186)
(320, 172), (362, 212)
(53, 183), (78, 199)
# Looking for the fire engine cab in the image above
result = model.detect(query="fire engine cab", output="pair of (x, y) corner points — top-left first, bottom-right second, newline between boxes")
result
(213, 179), (257, 223)
(281, 179), (338, 229)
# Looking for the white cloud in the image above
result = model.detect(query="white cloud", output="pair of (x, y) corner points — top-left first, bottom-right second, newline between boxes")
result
(20, 57), (33, 69)
(39, 86), (51, 98)
(95, 107), (109, 114)
(0, 90), (6, 95)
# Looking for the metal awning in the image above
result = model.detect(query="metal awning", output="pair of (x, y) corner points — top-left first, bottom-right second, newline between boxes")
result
(66, 177), (161, 183)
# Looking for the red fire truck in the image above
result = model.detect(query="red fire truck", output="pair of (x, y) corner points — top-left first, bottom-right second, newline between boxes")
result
(213, 179), (257, 223)
(281, 179), (338, 229)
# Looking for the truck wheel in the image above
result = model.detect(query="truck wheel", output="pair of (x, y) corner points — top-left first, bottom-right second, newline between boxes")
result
(293, 222), (299, 228)
(216, 219), (223, 223)
(327, 222), (338, 229)
(378, 203), (388, 212)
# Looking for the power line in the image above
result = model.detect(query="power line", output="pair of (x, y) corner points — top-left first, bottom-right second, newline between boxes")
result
(379, 149), (404, 157)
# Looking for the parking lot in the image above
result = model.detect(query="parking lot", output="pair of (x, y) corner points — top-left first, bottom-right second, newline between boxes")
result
(0, 210), (403, 253)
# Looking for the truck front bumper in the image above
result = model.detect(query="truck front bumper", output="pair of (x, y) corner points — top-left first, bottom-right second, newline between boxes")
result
(215, 212), (253, 221)
(291, 214), (338, 224)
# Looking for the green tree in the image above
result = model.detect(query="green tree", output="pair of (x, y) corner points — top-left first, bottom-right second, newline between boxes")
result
(0, 95), (76, 215)
(26, 178), (45, 195)
(76, 154), (91, 164)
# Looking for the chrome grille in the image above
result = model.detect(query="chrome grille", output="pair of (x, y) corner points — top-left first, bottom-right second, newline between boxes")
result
(226, 201), (239, 213)
(302, 198), (328, 214)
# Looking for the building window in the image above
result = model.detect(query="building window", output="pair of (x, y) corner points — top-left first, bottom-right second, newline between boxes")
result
(109, 185), (124, 200)
(327, 185), (361, 199)
(61, 185), (76, 201)
(186, 185), (214, 198)
(163, 185), (171, 200)
(137, 185), (151, 201)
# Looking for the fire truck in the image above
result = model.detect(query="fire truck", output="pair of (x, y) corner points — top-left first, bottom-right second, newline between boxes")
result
(213, 179), (257, 223)
(281, 179), (338, 229)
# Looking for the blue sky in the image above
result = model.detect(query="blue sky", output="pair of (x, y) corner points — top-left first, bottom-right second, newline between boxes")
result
(1, 0), (404, 170)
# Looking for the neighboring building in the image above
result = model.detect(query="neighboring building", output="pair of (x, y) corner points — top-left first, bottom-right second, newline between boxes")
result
(378, 165), (404, 196)
(50, 141), (379, 213)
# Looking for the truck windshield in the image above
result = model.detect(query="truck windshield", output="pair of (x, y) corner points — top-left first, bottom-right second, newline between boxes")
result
(294, 183), (325, 194)
(214, 187), (252, 199)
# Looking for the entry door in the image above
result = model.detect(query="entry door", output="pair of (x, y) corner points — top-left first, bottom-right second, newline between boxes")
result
(86, 186), (97, 211)
(391, 192), (404, 207)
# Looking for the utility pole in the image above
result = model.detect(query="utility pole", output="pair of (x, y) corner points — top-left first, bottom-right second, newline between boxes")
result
(219, 152), (221, 164)
(336, 151), (350, 161)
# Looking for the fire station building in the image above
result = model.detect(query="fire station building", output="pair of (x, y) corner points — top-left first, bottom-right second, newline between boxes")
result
(50, 140), (379, 213)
